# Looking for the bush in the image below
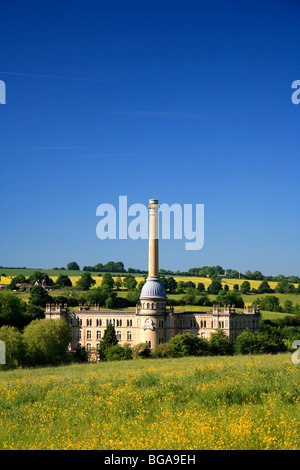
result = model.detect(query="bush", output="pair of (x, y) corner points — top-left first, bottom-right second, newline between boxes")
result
(132, 342), (151, 359)
(0, 325), (24, 369)
(106, 343), (132, 361)
(168, 333), (209, 357)
(209, 330), (234, 356)
(23, 318), (71, 366)
(151, 342), (174, 358)
(215, 290), (244, 308)
(235, 328), (287, 355)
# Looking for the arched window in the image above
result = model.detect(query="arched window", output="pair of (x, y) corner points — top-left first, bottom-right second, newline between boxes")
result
(147, 303), (150, 309)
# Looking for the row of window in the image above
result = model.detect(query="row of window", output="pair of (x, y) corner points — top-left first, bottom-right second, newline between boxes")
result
(80, 330), (133, 341)
(179, 320), (208, 328)
(74, 318), (134, 327)
(141, 302), (165, 310)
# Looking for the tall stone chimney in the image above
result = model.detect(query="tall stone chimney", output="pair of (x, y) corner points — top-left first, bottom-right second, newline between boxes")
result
(148, 199), (159, 278)
(139, 198), (167, 304)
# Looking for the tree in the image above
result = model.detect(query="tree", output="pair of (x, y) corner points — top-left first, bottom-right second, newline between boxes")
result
(256, 295), (281, 312)
(0, 291), (27, 327)
(29, 285), (53, 307)
(283, 300), (293, 314)
(275, 280), (289, 294)
(98, 323), (118, 361)
(123, 274), (137, 291)
(0, 325), (24, 369)
(168, 333), (209, 357)
(106, 343), (132, 361)
(23, 318), (71, 366)
(54, 275), (72, 289)
(215, 290), (244, 308)
(7, 274), (26, 290)
(235, 328), (286, 355)
(166, 277), (177, 293)
(207, 279), (223, 294)
(181, 287), (197, 305)
(209, 330), (234, 355)
(258, 280), (273, 294)
(67, 262), (80, 271)
(75, 272), (96, 290)
(115, 276), (122, 291)
(196, 282), (205, 292)
(101, 272), (115, 291)
(25, 304), (45, 324)
(233, 284), (239, 291)
(28, 271), (54, 287)
(240, 281), (251, 294)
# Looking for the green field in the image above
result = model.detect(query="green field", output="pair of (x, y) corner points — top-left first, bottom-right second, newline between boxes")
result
(0, 354), (299, 450)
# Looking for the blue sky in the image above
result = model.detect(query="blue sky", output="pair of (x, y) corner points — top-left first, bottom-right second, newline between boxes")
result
(0, 0), (299, 275)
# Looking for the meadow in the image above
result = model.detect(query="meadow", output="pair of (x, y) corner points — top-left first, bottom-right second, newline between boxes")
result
(0, 353), (299, 450)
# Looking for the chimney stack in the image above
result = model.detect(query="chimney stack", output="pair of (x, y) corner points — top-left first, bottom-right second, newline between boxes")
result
(148, 199), (159, 278)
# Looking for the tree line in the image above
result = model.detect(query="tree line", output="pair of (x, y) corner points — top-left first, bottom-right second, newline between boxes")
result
(3, 261), (298, 282)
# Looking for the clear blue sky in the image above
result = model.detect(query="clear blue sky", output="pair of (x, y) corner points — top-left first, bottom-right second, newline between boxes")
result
(0, 0), (299, 276)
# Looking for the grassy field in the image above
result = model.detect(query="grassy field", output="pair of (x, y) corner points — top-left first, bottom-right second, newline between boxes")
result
(0, 353), (299, 450)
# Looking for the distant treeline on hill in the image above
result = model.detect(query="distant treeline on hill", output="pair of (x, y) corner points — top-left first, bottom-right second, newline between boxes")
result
(71, 262), (300, 283)
(1, 262), (299, 283)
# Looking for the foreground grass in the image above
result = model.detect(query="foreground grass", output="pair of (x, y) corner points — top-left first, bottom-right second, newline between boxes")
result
(0, 354), (299, 450)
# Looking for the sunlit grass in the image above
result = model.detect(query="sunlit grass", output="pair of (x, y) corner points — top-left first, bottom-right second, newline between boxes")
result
(0, 354), (299, 450)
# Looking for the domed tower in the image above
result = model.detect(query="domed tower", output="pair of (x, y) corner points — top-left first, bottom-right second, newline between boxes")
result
(138, 199), (167, 348)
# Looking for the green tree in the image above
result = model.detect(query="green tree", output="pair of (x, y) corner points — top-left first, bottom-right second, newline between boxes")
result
(0, 291), (27, 327)
(54, 275), (72, 289)
(275, 280), (289, 293)
(28, 271), (54, 287)
(283, 300), (293, 314)
(240, 280), (251, 294)
(23, 318), (71, 366)
(75, 272), (96, 290)
(209, 330), (234, 355)
(101, 272), (115, 291)
(98, 323), (118, 361)
(0, 325), (24, 369)
(235, 329), (286, 355)
(168, 333), (209, 357)
(115, 276), (122, 291)
(196, 282), (206, 292)
(29, 285), (53, 307)
(7, 274), (26, 290)
(233, 284), (239, 291)
(132, 342), (151, 359)
(207, 279), (223, 294)
(216, 290), (244, 308)
(181, 287), (197, 305)
(106, 343), (132, 361)
(67, 262), (80, 271)
(258, 280), (272, 294)
(123, 274), (137, 291)
(255, 295), (281, 312)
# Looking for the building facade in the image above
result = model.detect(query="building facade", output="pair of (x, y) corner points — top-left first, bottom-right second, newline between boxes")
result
(45, 199), (260, 353)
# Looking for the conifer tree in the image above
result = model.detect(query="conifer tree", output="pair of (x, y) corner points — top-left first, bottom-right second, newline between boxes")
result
(98, 323), (118, 361)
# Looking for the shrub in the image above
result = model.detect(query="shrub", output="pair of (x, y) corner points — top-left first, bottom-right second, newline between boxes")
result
(168, 333), (209, 357)
(106, 343), (132, 361)
(151, 342), (174, 358)
(209, 330), (234, 356)
(235, 328), (287, 355)
(132, 342), (151, 359)
(0, 325), (24, 369)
